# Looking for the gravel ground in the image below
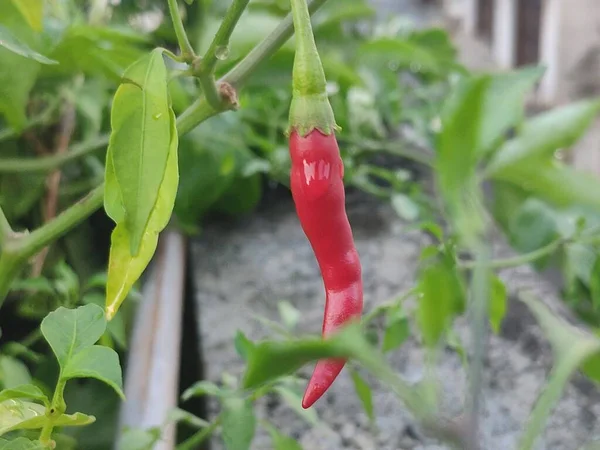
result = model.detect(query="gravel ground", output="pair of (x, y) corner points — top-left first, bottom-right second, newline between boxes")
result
(192, 190), (600, 450)
(191, 1), (600, 449)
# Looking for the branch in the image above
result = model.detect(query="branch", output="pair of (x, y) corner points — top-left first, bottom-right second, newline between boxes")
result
(167, 0), (196, 62)
(223, 0), (330, 89)
(32, 104), (77, 276)
(177, 0), (331, 135)
(12, 184), (105, 260)
(0, 134), (109, 173)
(201, 0), (250, 75)
(193, 0), (250, 110)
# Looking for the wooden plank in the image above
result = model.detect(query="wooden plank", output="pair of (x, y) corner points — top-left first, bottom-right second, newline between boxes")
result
(116, 229), (187, 450)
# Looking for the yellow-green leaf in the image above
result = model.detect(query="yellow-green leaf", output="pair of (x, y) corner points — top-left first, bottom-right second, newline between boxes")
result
(10, 0), (43, 32)
(106, 48), (172, 256)
(105, 110), (178, 319)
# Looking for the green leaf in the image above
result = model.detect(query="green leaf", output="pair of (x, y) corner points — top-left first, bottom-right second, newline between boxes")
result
(0, 46), (40, 131)
(436, 75), (490, 244)
(0, 400), (93, 435)
(106, 48), (173, 256)
(105, 108), (179, 319)
(10, 0), (43, 31)
(496, 159), (600, 211)
(508, 198), (558, 255)
(416, 262), (461, 348)
(221, 397), (256, 450)
(234, 331), (255, 362)
(479, 66), (544, 155)
(489, 275), (507, 334)
(265, 423), (303, 450)
(40, 304), (124, 398)
(519, 294), (600, 450)
(0, 384), (49, 407)
(0, 437), (45, 449)
(40, 304), (106, 369)
(349, 369), (374, 422)
(0, 399), (45, 435)
(278, 301), (301, 331)
(382, 305), (410, 352)
(0, 25), (56, 64)
(116, 427), (161, 450)
(391, 194), (419, 222)
(590, 258), (600, 311)
(0, 356), (31, 389)
(181, 381), (223, 401)
(243, 324), (427, 418)
(487, 99), (600, 176)
(62, 346), (125, 399)
(272, 384), (318, 425)
(82, 292), (127, 349)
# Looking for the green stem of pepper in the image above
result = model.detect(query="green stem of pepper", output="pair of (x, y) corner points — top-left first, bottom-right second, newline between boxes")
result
(201, 0), (250, 75)
(288, 0), (337, 136)
(167, 0), (196, 62)
(0, 207), (12, 246)
(0, 134), (109, 173)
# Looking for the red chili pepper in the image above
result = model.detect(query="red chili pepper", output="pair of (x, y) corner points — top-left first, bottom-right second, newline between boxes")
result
(288, 0), (364, 409)
(289, 130), (363, 409)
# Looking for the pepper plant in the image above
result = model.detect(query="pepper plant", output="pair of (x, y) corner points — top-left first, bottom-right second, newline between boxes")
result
(1, 0), (600, 449)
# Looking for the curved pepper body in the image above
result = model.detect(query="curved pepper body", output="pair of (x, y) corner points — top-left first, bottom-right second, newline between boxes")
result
(289, 129), (363, 409)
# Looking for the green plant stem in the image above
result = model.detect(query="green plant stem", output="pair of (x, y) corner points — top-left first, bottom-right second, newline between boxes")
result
(461, 239), (562, 270)
(167, 0), (196, 62)
(466, 244), (490, 450)
(178, 0), (330, 134)
(202, 0), (250, 74)
(176, 415), (222, 450)
(222, 0), (329, 88)
(0, 134), (109, 173)
(191, 1), (252, 109)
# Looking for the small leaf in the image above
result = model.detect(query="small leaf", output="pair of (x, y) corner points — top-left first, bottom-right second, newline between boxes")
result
(487, 99), (600, 176)
(489, 275), (507, 334)
(0, 399), (45, 435)
(278, 301), (301, 331)
(166, 407), (210, 429)
(265, 423), (303, 450)
(0, 437), (45, 449)
(382, 305), (409, 352)
(349, 369), (374, 422)
(181, 381), (223, 401)
(0, 355), (32, 389)
(479, 66), (545, 154)
(391, 194), (419, 222)
(234, 331), (255, 362)
(437, 75), (490, 245)
(40, 304), (106, 369)
(417, 263), (461, 347)
(106, 48), (173, 256)
(221, 396), (256, 450)
(0, 384), (48, 407)
(63, 345), (125, 399)
(590, 259), (600, 311)
(10, 0), (43, 31)
(272, 385), (318, 425)
(0, 25), (56, 64)
(116, 427), (162, 450)
(105, 109), (179, 319)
